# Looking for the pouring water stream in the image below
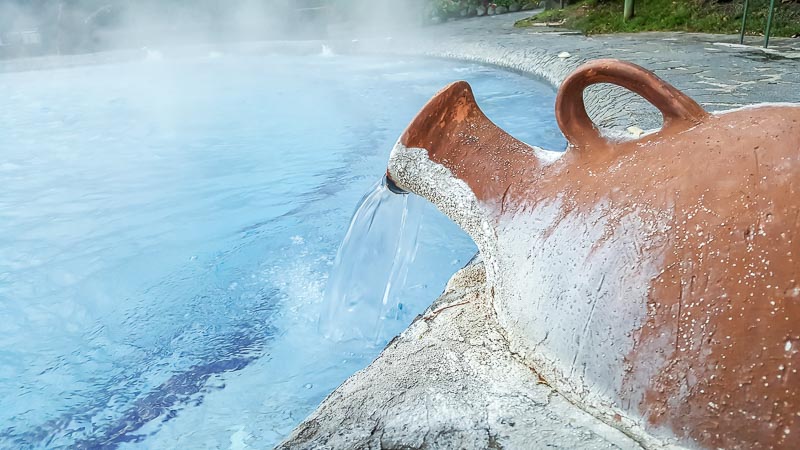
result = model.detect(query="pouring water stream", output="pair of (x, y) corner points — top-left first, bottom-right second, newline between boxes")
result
(320, 176), (423, 345)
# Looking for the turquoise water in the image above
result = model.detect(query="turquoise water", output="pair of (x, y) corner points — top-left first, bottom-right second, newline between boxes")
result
(0, 51), (565, 448)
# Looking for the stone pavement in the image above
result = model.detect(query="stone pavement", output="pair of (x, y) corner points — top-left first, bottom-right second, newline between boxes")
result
(352, 11), (800, 131)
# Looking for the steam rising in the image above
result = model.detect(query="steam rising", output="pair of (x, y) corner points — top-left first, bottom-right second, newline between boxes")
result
(0, 1), (430, 58)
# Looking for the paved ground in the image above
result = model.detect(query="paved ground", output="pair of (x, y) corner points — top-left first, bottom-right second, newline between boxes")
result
(427, 11), (800, 106)
(352, 11), (800, 131)
(285, 14), (800, 450)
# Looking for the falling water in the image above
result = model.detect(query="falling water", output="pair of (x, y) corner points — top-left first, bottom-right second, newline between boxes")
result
(320, 176), (423, 344)
(320, 44), (334, 57)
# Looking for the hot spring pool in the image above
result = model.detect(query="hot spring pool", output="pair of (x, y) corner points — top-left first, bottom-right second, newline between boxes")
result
(0, 50), (565, 448)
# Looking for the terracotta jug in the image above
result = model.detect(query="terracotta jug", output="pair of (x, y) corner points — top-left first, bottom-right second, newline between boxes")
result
(386, 59), (800, 449)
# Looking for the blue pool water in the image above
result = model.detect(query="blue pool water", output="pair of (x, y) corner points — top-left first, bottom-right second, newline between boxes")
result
(0, 50), (565, 448)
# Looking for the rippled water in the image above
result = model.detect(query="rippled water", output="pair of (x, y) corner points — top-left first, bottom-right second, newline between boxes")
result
(0, 50), (565, 448)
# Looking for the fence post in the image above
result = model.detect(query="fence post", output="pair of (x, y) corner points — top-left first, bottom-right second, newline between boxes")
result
(624, 0), (635, 20)
(739, 0), (749, 44)
(764, 0), (776, 48)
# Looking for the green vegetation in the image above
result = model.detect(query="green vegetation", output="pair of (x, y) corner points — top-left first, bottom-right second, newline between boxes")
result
(514, 0), (800, 37)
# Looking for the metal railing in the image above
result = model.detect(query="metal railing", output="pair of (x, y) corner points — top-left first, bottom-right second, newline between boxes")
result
(740, 0), (778, 48)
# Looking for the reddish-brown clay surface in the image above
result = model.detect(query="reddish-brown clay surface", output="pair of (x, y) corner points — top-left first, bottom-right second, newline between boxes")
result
(392, 60), (800, 449)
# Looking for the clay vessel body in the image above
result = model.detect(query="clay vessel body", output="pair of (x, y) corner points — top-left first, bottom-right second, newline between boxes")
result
(387, 59), (800, 449)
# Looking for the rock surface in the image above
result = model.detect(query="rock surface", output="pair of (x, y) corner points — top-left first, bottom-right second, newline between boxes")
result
(278, 261), (642, 450)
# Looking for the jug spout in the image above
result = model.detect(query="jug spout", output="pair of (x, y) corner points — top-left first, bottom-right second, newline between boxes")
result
(386, 81), (550, 214)
(382, 172), (407, 194)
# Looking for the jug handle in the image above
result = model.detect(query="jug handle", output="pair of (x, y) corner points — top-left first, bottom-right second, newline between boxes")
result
(555, 59), (709, 151)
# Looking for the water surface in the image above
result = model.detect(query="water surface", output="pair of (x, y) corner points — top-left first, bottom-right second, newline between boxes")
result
(0, 51), (565, 448)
